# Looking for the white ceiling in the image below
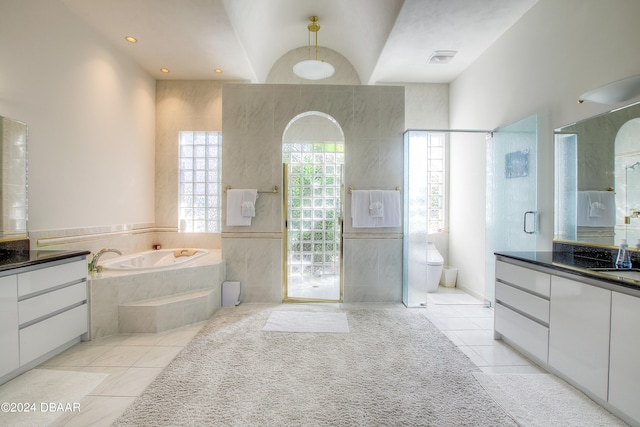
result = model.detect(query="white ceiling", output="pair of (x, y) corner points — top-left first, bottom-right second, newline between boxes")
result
(61, 0), (538, 84)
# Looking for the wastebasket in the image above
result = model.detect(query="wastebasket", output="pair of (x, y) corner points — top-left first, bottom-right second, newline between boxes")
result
(222, 281), (241, 306)
(439, 267), (458, 288)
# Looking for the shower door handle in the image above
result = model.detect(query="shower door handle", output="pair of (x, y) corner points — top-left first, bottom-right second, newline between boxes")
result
(523, 211), (536, 234)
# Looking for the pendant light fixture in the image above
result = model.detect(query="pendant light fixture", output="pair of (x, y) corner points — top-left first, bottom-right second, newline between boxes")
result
(293, 16), (335, 80)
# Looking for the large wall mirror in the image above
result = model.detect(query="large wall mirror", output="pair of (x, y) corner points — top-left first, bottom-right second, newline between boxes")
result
(0, 116), (28, 240)
(555, 102), (640, 247)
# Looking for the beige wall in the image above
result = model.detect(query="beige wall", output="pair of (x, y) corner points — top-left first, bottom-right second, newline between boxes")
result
(221, 84), (404, 303)
(0, 0), (156, 233)
(449, 0), (640, 300)
(154, 81), (226, 249)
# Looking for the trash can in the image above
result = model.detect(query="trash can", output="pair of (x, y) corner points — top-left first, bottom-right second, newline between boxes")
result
(439, 267), (458, 288)
(222, 281), (241, 306)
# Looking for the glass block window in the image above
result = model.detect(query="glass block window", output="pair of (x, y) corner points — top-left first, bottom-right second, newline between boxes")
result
(427, 132), (445, 234)
(406, 131), (445, 234)
(178, 131), (222, 232)
(283, 142), (344, 279)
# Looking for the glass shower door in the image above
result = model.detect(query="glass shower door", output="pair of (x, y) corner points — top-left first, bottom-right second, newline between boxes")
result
(486, 114), (538, 305)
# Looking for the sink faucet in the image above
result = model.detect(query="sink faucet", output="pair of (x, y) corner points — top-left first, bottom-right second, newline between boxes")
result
(90, 248), (123, 272)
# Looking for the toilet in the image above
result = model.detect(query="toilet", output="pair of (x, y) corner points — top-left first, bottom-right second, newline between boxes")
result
(426, 242), (444, 293)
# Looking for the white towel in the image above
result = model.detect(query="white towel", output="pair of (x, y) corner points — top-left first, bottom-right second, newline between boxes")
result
(377, 190), (402, 227)
(241, 201), (255, 217)
(577, 191), (615, 227)
(369, 190), (384, 218)
(226, 189), (257, 226)
(351, 190), (377, 228)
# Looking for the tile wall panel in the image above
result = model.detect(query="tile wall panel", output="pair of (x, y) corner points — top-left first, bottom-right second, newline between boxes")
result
(222, 84), (404, 303)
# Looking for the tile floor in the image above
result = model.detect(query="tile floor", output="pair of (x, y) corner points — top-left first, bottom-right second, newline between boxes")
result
(1, 286), (542, 426)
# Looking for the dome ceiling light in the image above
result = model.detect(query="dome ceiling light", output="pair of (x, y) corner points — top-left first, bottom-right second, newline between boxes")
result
(578, 74), (640, 104)
(293, 16), (335, 80)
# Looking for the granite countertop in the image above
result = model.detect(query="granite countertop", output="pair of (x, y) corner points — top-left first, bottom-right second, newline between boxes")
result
(495, 250), (640, 292)
(0, 249), (90, 273)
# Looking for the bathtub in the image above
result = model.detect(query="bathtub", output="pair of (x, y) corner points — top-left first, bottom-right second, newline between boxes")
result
(100, 248), (209, 271)
(88, 248), (225, 339)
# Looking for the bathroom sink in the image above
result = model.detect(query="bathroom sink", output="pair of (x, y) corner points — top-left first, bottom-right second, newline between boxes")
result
(588, 268), (640, 281)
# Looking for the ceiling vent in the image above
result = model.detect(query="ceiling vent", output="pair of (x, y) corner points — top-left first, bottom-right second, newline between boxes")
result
(428, 50), (457, 64)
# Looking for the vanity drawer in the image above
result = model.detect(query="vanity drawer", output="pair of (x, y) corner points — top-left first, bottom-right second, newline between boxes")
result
(495, 302), (549, 363)
(496, 260), (551, 297)
(17, 259), (86, 297)
(18, 282), (87, 325)
(495, 281), (549, 323)
(19, 304), (87, 366)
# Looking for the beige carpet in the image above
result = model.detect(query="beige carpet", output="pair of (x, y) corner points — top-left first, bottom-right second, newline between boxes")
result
(262, 311), (349, 333)
(474, 373), (627, 426)
(115, 304), (516, 426)
(0, 369), (107, 427)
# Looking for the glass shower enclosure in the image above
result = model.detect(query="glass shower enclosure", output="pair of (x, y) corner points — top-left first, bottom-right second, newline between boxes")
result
(403, 130), (446, 307)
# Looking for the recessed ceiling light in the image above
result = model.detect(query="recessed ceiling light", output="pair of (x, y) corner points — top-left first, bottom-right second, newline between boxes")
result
(214, 69), (223, 74)
(160, 68), (170, 73)
(428, 50), (457, 64)
(125, 36), (137, 43)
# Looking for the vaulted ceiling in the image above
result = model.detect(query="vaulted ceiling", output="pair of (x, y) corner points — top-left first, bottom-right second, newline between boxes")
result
(62, 0), (538, 84)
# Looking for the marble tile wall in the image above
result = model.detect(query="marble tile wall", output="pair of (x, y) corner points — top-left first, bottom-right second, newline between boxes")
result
(222, 84), (404, 303)
(88, 261), (225, 338)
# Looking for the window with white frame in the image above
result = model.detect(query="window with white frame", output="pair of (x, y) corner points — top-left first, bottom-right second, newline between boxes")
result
(178, 131), (222, 232)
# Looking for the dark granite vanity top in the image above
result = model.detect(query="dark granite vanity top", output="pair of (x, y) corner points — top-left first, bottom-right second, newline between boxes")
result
(495, 250), (640, 294)
(0, 249), (90, 274)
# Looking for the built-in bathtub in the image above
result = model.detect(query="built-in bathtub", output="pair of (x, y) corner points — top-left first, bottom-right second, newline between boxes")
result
(99, 248), (211, 271)
(88, 248), (225, 339)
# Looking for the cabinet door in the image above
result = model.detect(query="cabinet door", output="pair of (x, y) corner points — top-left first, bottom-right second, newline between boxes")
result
(549, 276), (611, 401)
(0, 275), (19, 378)
(609, 292), (640, 422)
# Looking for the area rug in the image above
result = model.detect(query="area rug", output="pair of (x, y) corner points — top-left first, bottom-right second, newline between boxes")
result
(473, 372), (627, 426)
(114, 304), (516, 426)
(0, 368), (108, 427)
(262, 311), (349, 333)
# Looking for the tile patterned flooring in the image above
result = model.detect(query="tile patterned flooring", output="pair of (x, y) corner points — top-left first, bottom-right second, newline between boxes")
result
(1, 286), (543, 426)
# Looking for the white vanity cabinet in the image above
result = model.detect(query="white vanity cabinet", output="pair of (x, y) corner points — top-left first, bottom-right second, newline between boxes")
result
(548, 276), (611, 401)
(608, 292), (640, 422)
(494, 260), (550, 364)
(0, 255), (88, 385)
(0, 275), (19, 378)
(17, 258), (88, 366)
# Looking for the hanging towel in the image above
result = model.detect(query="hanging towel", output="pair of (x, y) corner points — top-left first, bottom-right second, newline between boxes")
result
(226, 189), (257, 226)
(351, 190), (377, 228)
(241, 189), (258, 218)
(377, 190), (402, 228)
(241, 201), (255, 217)
(577, 191), (615, 227)
(369, 190), (384, 218)
(241, 190), (258, 217)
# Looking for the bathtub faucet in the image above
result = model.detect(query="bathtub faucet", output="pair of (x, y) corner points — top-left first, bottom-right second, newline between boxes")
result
(90, 248), (123, 272)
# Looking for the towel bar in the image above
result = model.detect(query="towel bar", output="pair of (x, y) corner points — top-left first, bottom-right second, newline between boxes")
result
(348, 186), (400, 194)
(224, 185), (278, 194)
